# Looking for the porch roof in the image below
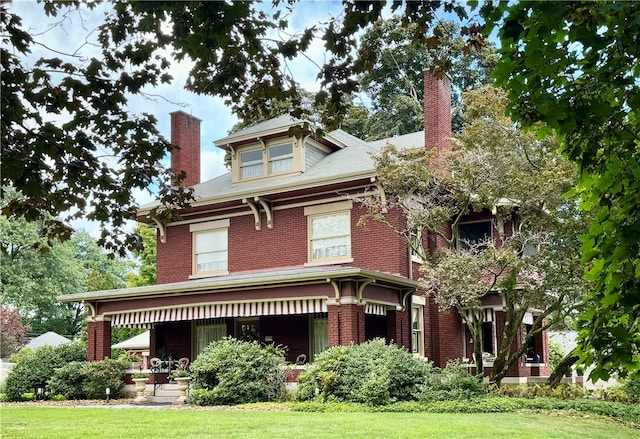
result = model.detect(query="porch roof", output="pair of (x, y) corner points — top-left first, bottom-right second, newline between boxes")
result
(58, 265), (418, 303)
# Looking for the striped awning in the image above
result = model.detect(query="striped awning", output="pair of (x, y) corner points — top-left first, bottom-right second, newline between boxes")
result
(364, 302), (388, 316)
(110, 298), (327, 328)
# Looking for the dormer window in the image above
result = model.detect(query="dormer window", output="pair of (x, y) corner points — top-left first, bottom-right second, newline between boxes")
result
(240, 149), (264, 179)
(269, 143), (293, 173)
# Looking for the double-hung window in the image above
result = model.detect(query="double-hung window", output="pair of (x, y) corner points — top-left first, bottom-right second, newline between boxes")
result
(240, 149), (264, 179)
(190, 219), (230, 277)
(269, 143), (294, 173)
(305, 201), (352, 264)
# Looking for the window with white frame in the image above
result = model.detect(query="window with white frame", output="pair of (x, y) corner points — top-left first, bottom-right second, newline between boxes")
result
(269, 143), (294, 173)
(190, 219), (229, 276)
(456, 220), (492, 251)
(240, 149), (264, 179)
(411, 304), (424, 355)
(305, 201), (353, 264)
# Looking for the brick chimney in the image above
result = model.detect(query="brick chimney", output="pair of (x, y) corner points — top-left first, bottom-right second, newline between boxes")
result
(170, 110), (201, 187)
(423, 72), (451, 153)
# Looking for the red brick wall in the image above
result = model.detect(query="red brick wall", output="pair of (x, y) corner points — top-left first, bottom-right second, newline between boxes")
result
(228, 207), (307, 272)
(157, 201), (409, 283)
(87, 319), (111, 361)
(424, 296), (464, 367)
(327, 304), (365, 346)
(157, 223), (192, 284)
(424, 72), (451, 153)
(352, 204), (407, 275)
(386, 308), (410, 349)
(170, 111), (201, 187)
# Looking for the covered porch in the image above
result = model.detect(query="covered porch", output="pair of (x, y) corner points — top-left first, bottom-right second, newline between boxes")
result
(59, 266), (417, 365)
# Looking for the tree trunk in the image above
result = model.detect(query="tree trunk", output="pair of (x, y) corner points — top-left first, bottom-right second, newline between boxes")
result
(462, 308), (484, 378)
(547, 351), (579, 387)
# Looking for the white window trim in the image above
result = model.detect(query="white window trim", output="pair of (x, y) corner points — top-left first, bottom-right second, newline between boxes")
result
(304, 201), (353, 266)
(268, 142), (294, 174)
(239, 148), (265, 180)
(189, 219), (230, 278)
(411, 301), (425, 356)
(233, 138), (302, 183)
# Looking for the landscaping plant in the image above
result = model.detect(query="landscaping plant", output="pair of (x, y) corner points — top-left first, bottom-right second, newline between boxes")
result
(189, 337), (286, 405)
(296, 339), (433, 405)
(4, 342), (86, 401)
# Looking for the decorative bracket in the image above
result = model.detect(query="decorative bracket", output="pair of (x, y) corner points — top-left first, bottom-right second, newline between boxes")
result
(243, 198), (262, 231)
(256, 197), (273, 229)
(357, 279), (375, 305)
(150, 216), (167, 244)
(371, 177), (388, 213)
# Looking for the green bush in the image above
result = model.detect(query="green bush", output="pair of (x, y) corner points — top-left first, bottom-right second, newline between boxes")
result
(296, 339), (432, 405)
(190, 337), (286, 405)
(48, 361), (88, 400)
(82, 357), (129, 399)
(4, 342), (86, 402)
(490, 383), (587, 400)
(547, 339), (566, 373)
(623, 379), (640, 403)
(418, 360), (485, 402)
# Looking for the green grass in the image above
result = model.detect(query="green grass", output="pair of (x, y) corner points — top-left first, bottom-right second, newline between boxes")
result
(1, 405), (638, 439)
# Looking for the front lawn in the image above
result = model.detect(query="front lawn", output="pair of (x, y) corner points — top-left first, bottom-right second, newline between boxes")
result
(2, 405), (638, 439)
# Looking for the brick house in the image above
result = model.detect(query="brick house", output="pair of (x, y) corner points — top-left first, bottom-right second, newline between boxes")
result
(60, 73), (549, 383)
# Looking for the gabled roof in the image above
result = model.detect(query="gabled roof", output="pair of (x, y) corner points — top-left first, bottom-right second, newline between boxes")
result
(138, 128), (425, 214)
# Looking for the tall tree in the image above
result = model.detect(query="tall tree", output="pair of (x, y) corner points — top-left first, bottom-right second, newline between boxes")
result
(364, 86), (588, 383)
(0, 215), (128, 336)
(353, 18), (496, 139)
(2, 1), (478, 254)
(125, 223), (157, 288)
(480, 1), (640, 381)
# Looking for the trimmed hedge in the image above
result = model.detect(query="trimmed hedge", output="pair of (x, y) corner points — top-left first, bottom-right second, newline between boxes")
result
(291, 397), (640, 426)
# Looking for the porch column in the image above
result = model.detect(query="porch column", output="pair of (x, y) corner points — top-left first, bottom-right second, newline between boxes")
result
(387, 308), (410, 349)
(327, 303), (365, 347)
(87, 316), (111, 361)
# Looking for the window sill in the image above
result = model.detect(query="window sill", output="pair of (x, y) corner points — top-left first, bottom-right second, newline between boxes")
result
(189, 271), (229, 280)
(304, 258), (354, 267)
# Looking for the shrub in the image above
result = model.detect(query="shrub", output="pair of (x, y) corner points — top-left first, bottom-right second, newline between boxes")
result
(623, 379), (640, 403)
(418, 360), (485, 402)
(48, 361), (88, 400)
(4, 342), (86, 402)
(547, 339), (566, 373)
(82, 357), (129, 399)
(490, 383), (587, 400)
(296, 339), (432, 405)
(190, 337), (286, 405)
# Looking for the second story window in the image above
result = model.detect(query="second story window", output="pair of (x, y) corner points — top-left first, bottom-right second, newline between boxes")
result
(190, 219), (230, 277)
(457, 220), (492, 251)
(240, 149), (263, 179)
(269, 143), (293, 173)
(305, 201), (353, 264)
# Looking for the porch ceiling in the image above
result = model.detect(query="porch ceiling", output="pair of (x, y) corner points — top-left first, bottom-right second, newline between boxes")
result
(58, 265), (418, 303)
